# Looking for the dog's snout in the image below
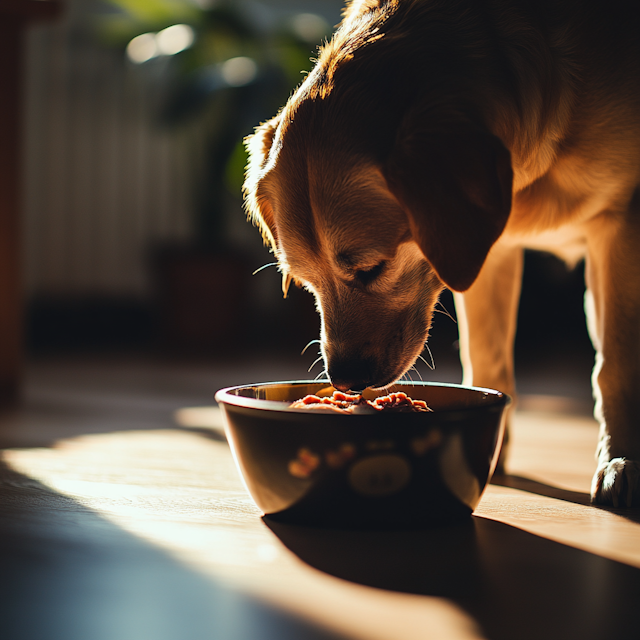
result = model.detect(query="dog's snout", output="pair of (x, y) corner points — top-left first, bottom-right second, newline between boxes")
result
(328, 358), (375, 393)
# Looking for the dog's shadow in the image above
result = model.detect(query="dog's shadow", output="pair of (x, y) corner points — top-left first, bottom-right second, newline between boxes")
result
(491, 473), (592, 504)
(264, 497), (640, 640)
(492, 473), (640, 523)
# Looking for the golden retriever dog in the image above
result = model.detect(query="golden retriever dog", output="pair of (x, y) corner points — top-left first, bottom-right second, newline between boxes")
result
(243, 0), (640, 506)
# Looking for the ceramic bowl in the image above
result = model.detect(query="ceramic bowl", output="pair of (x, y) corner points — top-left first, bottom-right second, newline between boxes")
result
(215, 381), (509, 528)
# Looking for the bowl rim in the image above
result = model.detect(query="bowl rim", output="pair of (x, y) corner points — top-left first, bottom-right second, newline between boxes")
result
(214, 380), (510, 415)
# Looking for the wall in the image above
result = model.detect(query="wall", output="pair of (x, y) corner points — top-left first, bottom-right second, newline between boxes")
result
(22, 0), (205, 299)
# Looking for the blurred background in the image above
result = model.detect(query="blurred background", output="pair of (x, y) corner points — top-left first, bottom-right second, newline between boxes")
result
(23, 0), (340, 359)
(18, 0), (594, 403)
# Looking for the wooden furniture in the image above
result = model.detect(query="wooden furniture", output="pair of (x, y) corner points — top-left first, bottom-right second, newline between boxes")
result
(0, 0), (60, 404)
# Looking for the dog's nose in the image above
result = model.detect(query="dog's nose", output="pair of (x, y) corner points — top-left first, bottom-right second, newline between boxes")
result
(328, 358), (374, 393)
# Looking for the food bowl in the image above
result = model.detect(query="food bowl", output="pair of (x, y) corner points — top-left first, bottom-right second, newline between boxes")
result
(215, 381), (509, 528)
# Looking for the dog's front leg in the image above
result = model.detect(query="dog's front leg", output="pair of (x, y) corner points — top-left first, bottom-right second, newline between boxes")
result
(453, 243), (524, 472)
(586, 211), (640, 506)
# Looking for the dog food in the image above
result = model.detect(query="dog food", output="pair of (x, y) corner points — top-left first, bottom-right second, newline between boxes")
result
(290, 391), (431, 414)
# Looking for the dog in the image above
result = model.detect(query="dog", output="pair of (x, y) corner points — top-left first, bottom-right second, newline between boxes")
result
(243, 0), (640, 507)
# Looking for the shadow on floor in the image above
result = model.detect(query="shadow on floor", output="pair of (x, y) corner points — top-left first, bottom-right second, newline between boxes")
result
(265, 514), (640, 640)
(0, 460), (344, 640)
(492, 473), (640, 524)
(491, 473), (592, 505)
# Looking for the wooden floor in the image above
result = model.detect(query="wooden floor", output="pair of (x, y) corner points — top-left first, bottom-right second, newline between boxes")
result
(1, 356), (639, 640)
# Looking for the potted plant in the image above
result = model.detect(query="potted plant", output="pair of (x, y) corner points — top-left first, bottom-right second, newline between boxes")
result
(98, 0), (331, 352)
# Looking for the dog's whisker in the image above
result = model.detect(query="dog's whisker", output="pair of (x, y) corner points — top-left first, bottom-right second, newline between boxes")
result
(410, 365), (424, 382)
(251, 262), (278, 276)
(417, 353), (430, 369)
(308, 356), (324, 373)
(300, 339), (321, 355)
(433, 308), (458, 323)
(425, 343), (435, 370)
(436, 300), (457, 324)
(419, 345), (435, 371)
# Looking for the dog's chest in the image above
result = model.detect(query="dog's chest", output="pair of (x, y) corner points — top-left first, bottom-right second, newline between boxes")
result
(502, 166), (600, 264)
(506, 223), (587, 266)
(504, 142), (639, 259)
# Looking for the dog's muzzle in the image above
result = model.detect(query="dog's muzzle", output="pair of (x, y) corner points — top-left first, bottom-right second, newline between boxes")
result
(327, 356), (381, 393)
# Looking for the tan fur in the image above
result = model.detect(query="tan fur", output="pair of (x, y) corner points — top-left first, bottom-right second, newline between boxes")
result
(243, 0), (640, 506)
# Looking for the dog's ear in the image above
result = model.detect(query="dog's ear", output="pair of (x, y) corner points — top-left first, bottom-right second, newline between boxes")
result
(384, 122), (513, 292)
(243, 116), (281, 248)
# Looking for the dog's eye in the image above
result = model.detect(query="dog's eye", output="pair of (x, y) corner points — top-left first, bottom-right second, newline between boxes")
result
(355, 261), (386, 286)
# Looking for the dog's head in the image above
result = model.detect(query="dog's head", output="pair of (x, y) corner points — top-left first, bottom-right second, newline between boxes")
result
(244, 27), (512, 392)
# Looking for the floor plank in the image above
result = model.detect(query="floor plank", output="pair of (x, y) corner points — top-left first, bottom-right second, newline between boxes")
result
(1, 358), (639, 640)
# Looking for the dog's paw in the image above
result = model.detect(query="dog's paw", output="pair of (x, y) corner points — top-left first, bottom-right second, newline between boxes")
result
(591, 458), (640, 507)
